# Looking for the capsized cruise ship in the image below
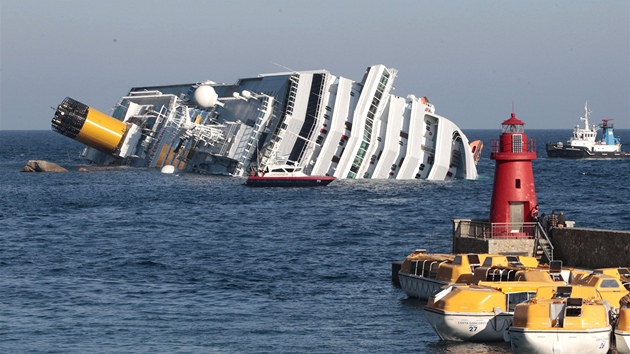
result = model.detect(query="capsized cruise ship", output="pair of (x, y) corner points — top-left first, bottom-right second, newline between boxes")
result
(52, 64), (479, 180)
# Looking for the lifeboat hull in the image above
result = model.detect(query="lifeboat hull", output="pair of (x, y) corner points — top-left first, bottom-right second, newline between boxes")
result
(616, 308), (630, 354)
(398, 272), (447, 300)
(423, 308), (512, 342)
(617, 330), (630, 354)
(509, 327), (611, 354)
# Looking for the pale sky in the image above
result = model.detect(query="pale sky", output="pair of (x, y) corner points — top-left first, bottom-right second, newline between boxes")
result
(1, 0), (628, 130)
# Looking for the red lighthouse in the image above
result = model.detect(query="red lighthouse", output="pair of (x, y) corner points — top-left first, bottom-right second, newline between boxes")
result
(489, 112), (537, 237)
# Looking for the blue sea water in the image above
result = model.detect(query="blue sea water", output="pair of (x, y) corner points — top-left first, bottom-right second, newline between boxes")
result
(1, 129), (629, 353)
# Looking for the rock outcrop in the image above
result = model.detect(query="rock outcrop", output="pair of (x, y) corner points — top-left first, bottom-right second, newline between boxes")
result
(21, 160), (68, 172)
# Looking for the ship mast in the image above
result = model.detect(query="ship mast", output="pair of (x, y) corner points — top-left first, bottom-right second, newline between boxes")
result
(580, 101), (592, 130)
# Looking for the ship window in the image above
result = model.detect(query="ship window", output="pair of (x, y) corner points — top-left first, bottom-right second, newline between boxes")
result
(515, 179), (521, 188)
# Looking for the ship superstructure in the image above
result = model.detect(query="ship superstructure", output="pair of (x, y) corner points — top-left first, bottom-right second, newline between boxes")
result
(52, 64), (479, 180)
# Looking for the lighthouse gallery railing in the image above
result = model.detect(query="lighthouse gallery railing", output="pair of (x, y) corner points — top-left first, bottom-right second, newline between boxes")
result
(452, 219), (554, 262)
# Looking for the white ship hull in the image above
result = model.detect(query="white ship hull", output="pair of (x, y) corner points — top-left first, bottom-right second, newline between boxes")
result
(509, 327), (611, 354)
(397, 272), (446, 300)
(423, 307), (512, 342)
(52, 65), (479, 181)
(616, 330), (630, 354)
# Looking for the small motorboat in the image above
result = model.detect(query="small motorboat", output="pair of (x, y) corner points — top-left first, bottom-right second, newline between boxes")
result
(245, 164), (335, 187)
(509, 285), (612, 354)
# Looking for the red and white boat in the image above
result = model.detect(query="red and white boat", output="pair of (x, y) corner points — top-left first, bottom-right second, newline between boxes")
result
(246, 165), (335, 187)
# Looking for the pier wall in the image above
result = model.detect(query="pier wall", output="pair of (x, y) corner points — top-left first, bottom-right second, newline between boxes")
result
(552, 227), (630, 268)
(453, 237), (535, 257)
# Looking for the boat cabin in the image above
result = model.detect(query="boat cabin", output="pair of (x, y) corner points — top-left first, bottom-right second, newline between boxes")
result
(571, 273), (629, 307)
(435, 253), (493, 284)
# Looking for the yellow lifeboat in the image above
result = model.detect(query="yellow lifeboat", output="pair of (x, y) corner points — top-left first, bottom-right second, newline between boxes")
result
(398, 251), (552, 300)
(616, 307), (630, 354)
(571, 272), (630, 309)
(423, 280), (555, 342)
(509, 285), (612, 354)
(398, 251), (493, 300)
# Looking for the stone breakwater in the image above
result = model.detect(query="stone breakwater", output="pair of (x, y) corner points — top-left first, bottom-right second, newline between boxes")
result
(552, 227), (630, 269)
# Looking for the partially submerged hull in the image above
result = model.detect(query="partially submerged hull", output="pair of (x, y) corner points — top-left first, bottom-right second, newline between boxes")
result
(51, 64), (479, 180)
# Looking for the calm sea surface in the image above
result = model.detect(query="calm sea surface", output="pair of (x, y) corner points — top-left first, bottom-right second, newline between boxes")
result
(1, 129), (629, 353)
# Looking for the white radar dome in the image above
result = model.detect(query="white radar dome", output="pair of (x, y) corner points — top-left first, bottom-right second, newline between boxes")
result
(194, 85), (218, 108)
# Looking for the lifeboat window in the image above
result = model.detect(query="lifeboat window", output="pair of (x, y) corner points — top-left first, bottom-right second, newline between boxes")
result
(507, 256), (523, 267)
(600, 279), (620, 288)
(619, 267), (630, 278)
(453, 256), (462, 265)
(565, 297), (583, 317)
(566, 297), (583, 307)
(467, 254), (480, 266)
(555, 286), (572, 298)
(549, 260), (563, 274)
